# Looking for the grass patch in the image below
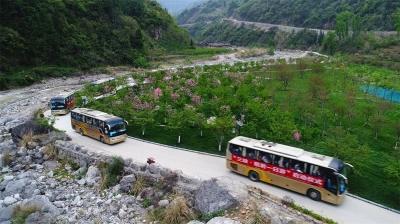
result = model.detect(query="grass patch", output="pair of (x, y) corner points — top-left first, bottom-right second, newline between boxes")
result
(2, 151), (13, 167)
(42, 144), (57, 160)
(131, 175), (146, 196)
(11, 205), (40, 224)
(198, 210), (225, 222)
(288, 203), (337, 224)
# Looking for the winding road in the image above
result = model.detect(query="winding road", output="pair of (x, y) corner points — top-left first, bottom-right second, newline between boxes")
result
(52, 112), (400, 224)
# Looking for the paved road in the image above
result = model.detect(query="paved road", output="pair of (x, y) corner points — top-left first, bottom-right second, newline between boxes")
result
(52, 112), (399, 224)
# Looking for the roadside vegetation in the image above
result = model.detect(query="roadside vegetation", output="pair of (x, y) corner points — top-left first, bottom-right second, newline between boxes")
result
(76, 57), (400, 209)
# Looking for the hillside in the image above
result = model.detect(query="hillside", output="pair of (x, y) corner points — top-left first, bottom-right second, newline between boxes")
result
(178, 0), (400, 31)
(0, 0), (191, 72)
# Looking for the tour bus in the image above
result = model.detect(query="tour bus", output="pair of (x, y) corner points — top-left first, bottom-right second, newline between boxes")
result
(71, 108), (128, 144)
(226, 136), (351, 204)
(50, 92), (76, 115)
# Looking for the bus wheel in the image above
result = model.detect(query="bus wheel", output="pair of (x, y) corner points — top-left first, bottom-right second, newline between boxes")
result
(307, 189), (321, 201)
(248, 171), (259, 182)
(79, 129), (84, 136)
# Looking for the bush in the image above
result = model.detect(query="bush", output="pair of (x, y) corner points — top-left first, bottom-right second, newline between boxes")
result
(42, 144), (57, 160)
(12, 205), (39, 224)
(2, 151), (13, 167)
(162, 196), (194, 224)
(20, 131), (34, 148)
(131, 175), (146, 196)
(100, 157), (124, 189)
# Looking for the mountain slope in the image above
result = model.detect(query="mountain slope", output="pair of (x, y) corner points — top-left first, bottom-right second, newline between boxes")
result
(0, 0), (191, 71)
(178, 0), (400, 31)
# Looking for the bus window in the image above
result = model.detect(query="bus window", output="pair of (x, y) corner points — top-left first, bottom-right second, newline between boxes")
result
(309, 165), (322, 177)
(229, 144), (243, 156)
(259, 152), (272, 164)
(93, 119), (99, 127)
(71, 112), (76, 119)
(273, 156), (281, 166)
(282, 158), (290, 168)
(245, 148), (256, 160)
(292, 160), (305, 173)
(86, 117), (92, 125)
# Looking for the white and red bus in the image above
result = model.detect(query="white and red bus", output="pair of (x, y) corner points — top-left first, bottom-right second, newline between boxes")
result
(50, 92), (75, 115)
(226, 136), (351, 204)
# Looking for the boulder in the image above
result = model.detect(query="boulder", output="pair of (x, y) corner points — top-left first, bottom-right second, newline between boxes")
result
(25, 211), (56, 224)
(119, 175), (136, 193)
(20, 195), (59, 216)
(3, 178), (30, 197)
(194, 179), (238, 214)
(85, 165), (100, 186)
(187, 221), (205, 224)
(157, 199), (169, 208)
(3, 197), (16, 206)
(281, 196), (294, 206)
(43, 160), (59, 171)
(206, 217), (240, 224)
(259, 206), (281, 224)
(0, 206), (14, 222)
(10, 120), (49, 144)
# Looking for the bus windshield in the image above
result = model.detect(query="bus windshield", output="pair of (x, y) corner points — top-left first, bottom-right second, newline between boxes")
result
(50, 98), (66, 109)
(107, 119), (126, 137)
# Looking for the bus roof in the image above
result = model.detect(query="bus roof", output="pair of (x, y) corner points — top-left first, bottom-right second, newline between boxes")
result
(51, 91), (74, 100)
(229, 136), (338, 169)
(72, 108), (121, 122)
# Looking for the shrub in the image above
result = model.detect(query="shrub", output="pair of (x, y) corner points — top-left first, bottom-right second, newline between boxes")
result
(198, 210), (225, 222)
(12, 205), (40, 224)
(100, 157), (124, 189)
(162, 196), (194, 224)
(131, 175), (146, 196)
(2, 151), (13, 167)
(42, 144), (57, 160)
(20, 131), (34, 148)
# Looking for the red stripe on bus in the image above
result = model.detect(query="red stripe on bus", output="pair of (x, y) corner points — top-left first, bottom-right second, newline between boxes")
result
(231, 154), (324, 187)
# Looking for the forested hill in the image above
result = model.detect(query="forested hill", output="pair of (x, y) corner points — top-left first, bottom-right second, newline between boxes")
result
(178, 0), (399, 31)
(0, 0), (190, 71)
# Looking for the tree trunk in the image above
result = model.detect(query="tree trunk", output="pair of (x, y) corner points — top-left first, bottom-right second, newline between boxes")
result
(218, 135), (224, 151)
(200, 129), (203, 137)
(142, 127), (145, 136)
(178, 135), (181, 144)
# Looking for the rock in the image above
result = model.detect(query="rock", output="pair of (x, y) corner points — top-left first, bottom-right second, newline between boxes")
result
(206, 217), (240, 224)
(3, 197), (16, 206)
(53, 201), (65, 208)
(147, 164), (161, 175)
(0, 206), (14, 222)
(25, 211), (56, 224)
(2, 176), (13, 181)
(118, 209), (127, 218)
(259, 206), (280, 224)
(43, 161), (59, 171)
(194, 179), (238, 214)
(157, 199), (169, 207)
(10, 120), (49, 144)
(3, 178), (29, 197)
(119, 175), (135, 193)
(85, 165), (100, 186)
(187, 221), (205, 224)
(281, 196), (294, 206)
(77, 178), (86, 186)
(20, 195), (59, 216)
